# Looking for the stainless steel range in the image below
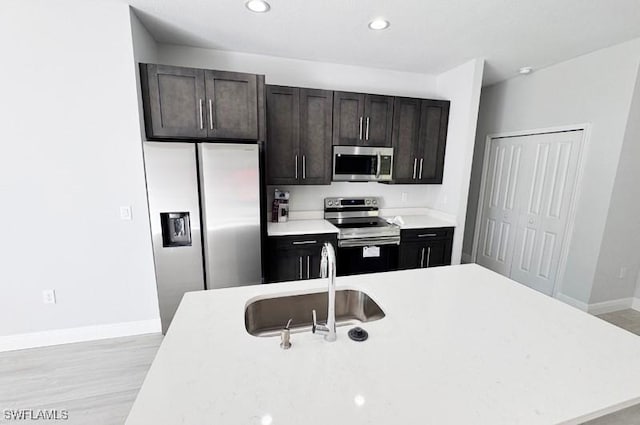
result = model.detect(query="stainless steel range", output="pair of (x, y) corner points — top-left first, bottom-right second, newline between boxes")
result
(324, 197), (400, 276)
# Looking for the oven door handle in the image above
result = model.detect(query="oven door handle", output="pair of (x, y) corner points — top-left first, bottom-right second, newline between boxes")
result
(338, 237), (400, 248)
(375, 152), (382, 178)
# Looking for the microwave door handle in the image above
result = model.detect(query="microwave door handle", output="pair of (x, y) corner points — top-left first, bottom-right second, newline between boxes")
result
(376, 152), (382, 178)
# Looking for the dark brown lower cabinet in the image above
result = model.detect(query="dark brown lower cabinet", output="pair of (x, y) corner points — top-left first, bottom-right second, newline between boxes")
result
(398, 227), (454, 270)
(267, 234), (338, 283)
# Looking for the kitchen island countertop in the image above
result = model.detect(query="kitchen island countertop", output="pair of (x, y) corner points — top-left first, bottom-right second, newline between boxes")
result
(126, 264), (640, 425)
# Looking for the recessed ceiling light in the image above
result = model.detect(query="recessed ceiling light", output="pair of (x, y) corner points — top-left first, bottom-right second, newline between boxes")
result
(368, 18), (390, 30)
(245, 0), (270, 13)
(519, 67), (533, 75)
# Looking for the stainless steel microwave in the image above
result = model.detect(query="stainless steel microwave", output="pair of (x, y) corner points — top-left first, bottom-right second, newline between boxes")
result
(332, 146), (394, 182)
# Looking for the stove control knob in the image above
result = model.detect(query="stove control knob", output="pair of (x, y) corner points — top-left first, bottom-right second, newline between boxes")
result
(327, 201), (333, 206)
(366, 199), (371, 205)
(372, 200), (377, 205)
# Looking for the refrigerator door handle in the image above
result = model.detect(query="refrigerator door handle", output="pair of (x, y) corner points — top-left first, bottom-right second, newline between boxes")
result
(302, 155), (306, 180)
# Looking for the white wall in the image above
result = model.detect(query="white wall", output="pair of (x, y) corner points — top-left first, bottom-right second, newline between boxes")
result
(156, 45), (484, 264)
(157, 44), (440, 98)
(131, 9), (158, 141)
(0, 0), (160, 343)
(434, 59), (485, 263)
(590, 68), (640, 303)
(463, 38), (640, 303)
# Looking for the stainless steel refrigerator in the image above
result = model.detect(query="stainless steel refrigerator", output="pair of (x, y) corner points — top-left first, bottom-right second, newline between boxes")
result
(143, 142), (264, 333)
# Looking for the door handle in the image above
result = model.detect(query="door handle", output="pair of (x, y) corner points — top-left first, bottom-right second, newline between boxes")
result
(420, 247), (425, 268)
(299, 256), (303, 280)
(303, 155), (306, 180)
(292, 240), (317, 245)
(295, 155), (298, 179)
(307, 256), (310, 279)
(208, 99), (214, 130)
(419, 158), (424, 180)
(413, 158), (417, 179)
(418, 233), (437, 238)
(365, 117), (370, 141)
(427, 247), (432, 268)
(359, 116), (363, 140)
(199, 99), (204, 129)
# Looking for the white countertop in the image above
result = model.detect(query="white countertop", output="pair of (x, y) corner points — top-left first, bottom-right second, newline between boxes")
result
(267, 219), (338, 236)
(383, 213), (456, 230)
(126, 265), (640, 425)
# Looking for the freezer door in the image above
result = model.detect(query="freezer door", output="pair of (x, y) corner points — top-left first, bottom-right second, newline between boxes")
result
(143, 142), (205, 333)
(199, 143), (263, 289)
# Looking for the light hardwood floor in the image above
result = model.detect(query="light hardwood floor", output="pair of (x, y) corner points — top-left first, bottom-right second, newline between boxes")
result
(0, 334), (162, 425)
(1, 311), (639, 425)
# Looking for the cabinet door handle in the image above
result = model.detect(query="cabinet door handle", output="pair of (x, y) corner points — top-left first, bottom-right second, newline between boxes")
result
(208, 99), (214, 130)
(427, 247), (432, 268)
(365, 117), (370, 141)
(413, 158), (417, 179)
(303, 155), (306, 180)
(299, 256), (303, 280)
(419, 158), (424, 180)
(292, 240), (317, 245)
(418, 233), (438, 238)
(295, 155), (298, 179)
(307, 256), (310, 279)
(359, 116), (363, 140)
(199, 99), (204, 129)
(420, 247), (425, 268)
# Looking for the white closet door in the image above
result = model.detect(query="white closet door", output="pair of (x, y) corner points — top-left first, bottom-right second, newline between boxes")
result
(476, 137), (526, 275)
(510, 131), (582, 295)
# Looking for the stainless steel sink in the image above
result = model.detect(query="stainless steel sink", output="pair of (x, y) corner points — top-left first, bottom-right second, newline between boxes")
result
(245, 289), (385, 337)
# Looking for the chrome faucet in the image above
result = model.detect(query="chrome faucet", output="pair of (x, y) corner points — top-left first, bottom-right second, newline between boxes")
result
(312, 242), (337, 342)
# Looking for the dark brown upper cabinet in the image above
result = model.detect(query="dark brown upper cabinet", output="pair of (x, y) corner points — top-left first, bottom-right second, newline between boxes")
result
(266, 85), (333, 185)
(332, 92), (393, 147)
(390, 98), (450, 184)
(140, 64), (260, 141)
(204, 70), (257, 140)
(140, 64), (208, 139)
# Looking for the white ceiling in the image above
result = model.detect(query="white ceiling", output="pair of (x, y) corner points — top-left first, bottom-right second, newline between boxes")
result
(128, 0), (640, 85)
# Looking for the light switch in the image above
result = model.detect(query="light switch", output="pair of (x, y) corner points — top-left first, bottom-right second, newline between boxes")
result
(43, 289), (56, 304)
(120, 206), (132, 221)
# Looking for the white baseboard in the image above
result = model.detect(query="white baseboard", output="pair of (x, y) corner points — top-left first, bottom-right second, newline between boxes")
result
(555, 293), (589, 312)
(461, 252), (473, 264)
(588, 298), (634, 315)
(0, 319), (161, 353)
(554, 293), (640, 315)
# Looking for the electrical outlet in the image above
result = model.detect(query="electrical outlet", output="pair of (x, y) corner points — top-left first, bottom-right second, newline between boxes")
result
(42, 289), (56, 304)
(120, 206), (132, 221)
(619, 267), (628, 280)
(401, 192), (408, 202)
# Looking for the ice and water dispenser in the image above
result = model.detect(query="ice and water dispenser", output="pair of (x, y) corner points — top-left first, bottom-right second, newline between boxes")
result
(160, 212), (192, 247)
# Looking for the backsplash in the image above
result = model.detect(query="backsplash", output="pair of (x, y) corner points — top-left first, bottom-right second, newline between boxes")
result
(267, 182), (443, 212)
